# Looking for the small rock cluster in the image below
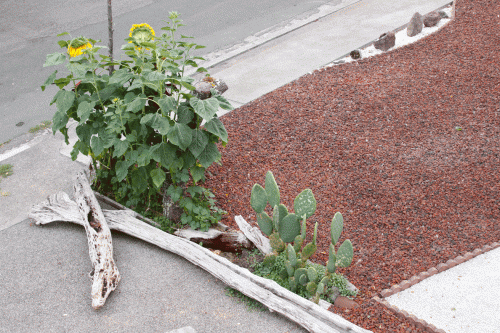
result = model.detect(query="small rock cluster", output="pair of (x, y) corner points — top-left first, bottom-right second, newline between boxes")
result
(350, 8), (449, 59)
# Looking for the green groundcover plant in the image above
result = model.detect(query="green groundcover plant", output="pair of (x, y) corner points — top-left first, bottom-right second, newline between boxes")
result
(42, 12), (232, 230)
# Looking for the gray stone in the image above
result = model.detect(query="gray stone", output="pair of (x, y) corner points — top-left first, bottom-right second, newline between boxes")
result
(192, 77), (229, 100)
(407, 12), (423, 37)
(438, 10), (449, 19)
(374, 31), (396, 51)
(423, 11), (442, 27)
(350, 49), (361, 59)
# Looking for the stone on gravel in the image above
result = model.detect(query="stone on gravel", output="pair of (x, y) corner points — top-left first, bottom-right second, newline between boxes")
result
(407, 12), (423, 37)
(423, 11), (442, 27)
(350, 49), (361, 59)
(438, 10), (449, 19)
(374, 32), (396, 51)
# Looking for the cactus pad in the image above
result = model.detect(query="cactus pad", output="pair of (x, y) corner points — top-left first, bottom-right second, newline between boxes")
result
(301, 242), (317, 262)
(287, 244), (298, 268)
(285, 260), (294, 277)
(278, 213), (300, 243)
(293, 189), (317, 219)
(331, 212), (344, 245)
(336, 239), (354, 267)
(306, 281), (318, 295)
(278, 204), (288, 223)
(265, 171), (280, 208)
(257, 212), (273, 236)
(327, 243), (337, 273)
(263, 253), (277, 267)
(307, 267), (318, 282)
(250, 184), (267, 213)
(269, 232), (285, 253)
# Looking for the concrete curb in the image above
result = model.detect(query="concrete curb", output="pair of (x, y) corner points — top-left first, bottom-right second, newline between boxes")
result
(373, 240), (500, 333)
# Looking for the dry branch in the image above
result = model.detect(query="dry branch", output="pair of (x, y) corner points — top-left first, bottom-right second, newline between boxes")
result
(174, 228), (253, 252)
(234, 215), (272, 255)
(30, 192), (370, 333)
(31, 173), (121, 309)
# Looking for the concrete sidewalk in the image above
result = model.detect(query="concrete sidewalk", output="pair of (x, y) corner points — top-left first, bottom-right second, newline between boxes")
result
(3, 0), (497, 332)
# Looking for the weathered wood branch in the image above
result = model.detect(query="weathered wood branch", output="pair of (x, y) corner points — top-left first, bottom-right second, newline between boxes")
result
(30, 173), (121, 309)
(234, 215), (272, 255)
(74, 171), (121, 310)
(30, 193), (370, 333)
(174, 228), (253, 253)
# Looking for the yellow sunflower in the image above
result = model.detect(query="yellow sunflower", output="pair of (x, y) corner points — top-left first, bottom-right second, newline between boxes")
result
(129, 23), (155, 50)
(67, 37), (92, 58)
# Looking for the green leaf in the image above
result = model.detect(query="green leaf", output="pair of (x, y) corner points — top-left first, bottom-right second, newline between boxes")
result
(197, 142), (220, 168)
(109, 69), (134, 85)
(137, 146), (152, 167)
(190, 164), (205, 183)
(54, 77), (71, 89)
(151, 142), (176, 168)
(56, 90), (75, 113)
(250, 184), (267, 214)
(76, 101), (92, 123)
(189, 129), (208, 158)
(112, 139), (129, 158)
(57, 32), (70, 37)
(52, 111), (69, 133)
(190, 97), (218, 121)
(44, 52), (66, 67)
(204, 118), (228, 143)
(90, 136), (105, 157)
(179, 80), (196, 91)
(294, 189), (317, 219)
(150, 168), (166, 188)
(41, 70), (57, 91)
(168, 123), (193, 150)
(115, 160), (130, 181)
(126, 94), (145, 112)
(177, 105), (194, 124)
(131, 167), (148, 194)
(157, 96), (177, 115)
(214, 93), (234, 111)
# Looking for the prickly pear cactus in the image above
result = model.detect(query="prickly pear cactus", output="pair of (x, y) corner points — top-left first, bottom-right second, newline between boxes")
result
(264, 171), (280, 207)
(250, 184), (267, 214)
(250, 171), (356, 305)
(294, 189), (316, 219)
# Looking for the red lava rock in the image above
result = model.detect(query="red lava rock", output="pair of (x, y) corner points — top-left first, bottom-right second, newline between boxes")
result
(203, 1), (500, 331)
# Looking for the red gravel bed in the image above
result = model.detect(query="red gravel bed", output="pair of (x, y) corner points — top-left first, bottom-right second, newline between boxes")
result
(204, 0), (500, 331)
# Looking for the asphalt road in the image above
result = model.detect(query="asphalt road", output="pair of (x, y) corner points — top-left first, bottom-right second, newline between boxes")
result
(0, 0), (341, 143)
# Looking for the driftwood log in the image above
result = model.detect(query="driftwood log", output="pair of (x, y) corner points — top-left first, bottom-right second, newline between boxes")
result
(174, 228), (253, 253)
(95, 191), (254, 253)
(30, 192), (370, 333)
(33, 172), (121, 309)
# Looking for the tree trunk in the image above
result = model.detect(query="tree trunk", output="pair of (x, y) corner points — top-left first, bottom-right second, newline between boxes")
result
(30, 192), (370, 333)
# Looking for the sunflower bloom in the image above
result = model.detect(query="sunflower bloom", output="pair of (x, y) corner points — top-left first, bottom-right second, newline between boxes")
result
(129, 23), (155, 50)
(67, 37), (92, 58)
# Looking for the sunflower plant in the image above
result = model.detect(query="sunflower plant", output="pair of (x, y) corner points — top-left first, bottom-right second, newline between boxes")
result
(41, 12), (232, 231)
